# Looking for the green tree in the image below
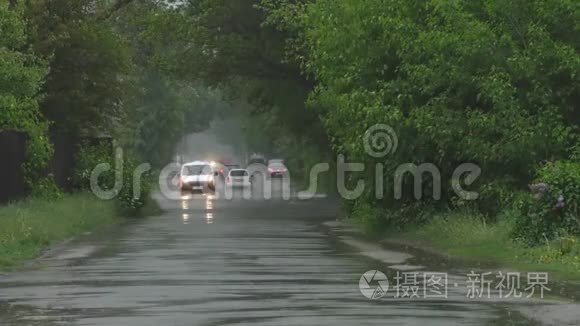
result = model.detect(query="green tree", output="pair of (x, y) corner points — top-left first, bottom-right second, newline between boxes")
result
(109, 1), (215, 167)
(180, 0), (331, 175)
(0, 2), (50, 185)
(27, 0), (133, 136)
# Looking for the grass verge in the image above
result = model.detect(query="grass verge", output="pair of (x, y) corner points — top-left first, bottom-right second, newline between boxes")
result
(0, 193), (121, 269)
(390, 210), (580, 281)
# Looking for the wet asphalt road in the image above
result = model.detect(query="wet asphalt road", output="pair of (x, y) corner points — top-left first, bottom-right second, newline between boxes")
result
(0, 189), (571, 325)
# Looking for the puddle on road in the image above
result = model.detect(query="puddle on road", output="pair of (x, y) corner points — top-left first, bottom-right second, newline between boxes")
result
(50, 246), (100, 261)
(338, 236), (419, 267)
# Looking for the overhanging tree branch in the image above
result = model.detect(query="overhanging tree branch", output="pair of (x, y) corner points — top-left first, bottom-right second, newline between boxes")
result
(101, 0), (137, 19)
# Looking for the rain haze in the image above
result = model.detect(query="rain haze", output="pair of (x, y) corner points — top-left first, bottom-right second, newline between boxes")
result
(175, 118), (250, 165)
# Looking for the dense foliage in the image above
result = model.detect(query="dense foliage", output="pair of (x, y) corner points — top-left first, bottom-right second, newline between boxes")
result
(0, 2), (51, 189)
(129, 0), (578, 244)
(512, 160), (580, 244)
(258, 0), (580, 243)
(111, 3), (216, 167)
(27, 0), (133, 136)
(179, 0), (331, 182)
(1, 1), (214, 203)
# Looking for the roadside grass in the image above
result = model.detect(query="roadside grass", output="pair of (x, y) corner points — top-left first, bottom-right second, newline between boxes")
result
(0, 193), (120, 269)
(119, 193), (163, 218)
(394, 210), (580, 281)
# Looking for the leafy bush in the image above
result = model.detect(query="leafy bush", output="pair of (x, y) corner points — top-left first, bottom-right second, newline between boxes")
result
(512, 160), (580, 245)
(473, 179), (520, 219)
(31, 177), (62, 199)
(73, 142), (115, 190)
(349, 200), (387, 234)
(116, 155), (152, 213)
(557, 236), (577, 255)
(73, 141), (151, 214)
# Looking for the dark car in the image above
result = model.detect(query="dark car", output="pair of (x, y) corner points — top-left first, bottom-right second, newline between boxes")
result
(248, 156), (267, 166)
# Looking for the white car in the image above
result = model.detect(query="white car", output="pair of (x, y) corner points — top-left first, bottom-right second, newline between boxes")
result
(180, 161), (217, 193)
(226, 169), (251, 188)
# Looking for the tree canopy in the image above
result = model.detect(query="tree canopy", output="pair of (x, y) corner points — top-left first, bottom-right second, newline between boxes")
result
(0, 2), (50, 181)
(2, 0), (578, 239)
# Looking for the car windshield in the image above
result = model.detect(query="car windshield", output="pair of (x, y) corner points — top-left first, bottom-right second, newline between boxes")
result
(269, 163), (285, 169)
(182, 165), (211, 176)
(230, 170), (248, 177)
(249, 159), (266, 165)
